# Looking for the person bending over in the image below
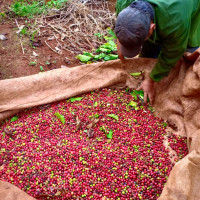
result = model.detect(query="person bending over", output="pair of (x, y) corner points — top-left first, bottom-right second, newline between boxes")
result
(115, 0), (200, 103)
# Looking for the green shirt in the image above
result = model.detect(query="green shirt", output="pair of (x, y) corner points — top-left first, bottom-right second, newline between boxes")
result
(116, 0), (200, 81)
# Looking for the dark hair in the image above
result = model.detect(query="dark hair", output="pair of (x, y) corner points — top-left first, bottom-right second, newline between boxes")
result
(130, 0), (154, 21)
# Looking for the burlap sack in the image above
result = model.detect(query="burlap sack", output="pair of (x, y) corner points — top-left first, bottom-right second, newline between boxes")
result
(157, 49), (200, 200)
(1, 49), (200, 199)
(0, 181), (36, 200)
(0, 58), (156, 121)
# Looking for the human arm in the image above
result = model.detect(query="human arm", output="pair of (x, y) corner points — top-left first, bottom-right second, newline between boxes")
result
(138, 26), (189, 103)
(141, 34), (187, 104)
(149, 12), (190, 81)
(150, 50), (185, 82)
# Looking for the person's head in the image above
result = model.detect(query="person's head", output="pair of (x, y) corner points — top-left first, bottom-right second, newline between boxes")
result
(115, 1), (155, 58)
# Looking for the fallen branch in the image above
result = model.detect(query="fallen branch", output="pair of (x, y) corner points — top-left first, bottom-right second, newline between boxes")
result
(45, 40), (60, 54)
(15, 19), (25, 54)
(87, 14), (98, 26)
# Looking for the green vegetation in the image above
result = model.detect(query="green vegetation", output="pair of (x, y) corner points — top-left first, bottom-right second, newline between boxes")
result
(46, 0), (69, 9)
(0, 13), (6, 18)
(76, 28), (118, 63)
(29, 61), (37, 66)
(11, 0), (68, 18)
(39, 66), (44, 71)
(20, 27), (28, 36)
(0, 12), (6, 21)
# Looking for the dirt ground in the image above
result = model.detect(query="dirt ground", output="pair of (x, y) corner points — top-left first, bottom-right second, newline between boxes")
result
(0, 0), (116, 80)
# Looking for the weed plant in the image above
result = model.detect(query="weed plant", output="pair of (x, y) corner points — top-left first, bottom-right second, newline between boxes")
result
(77, 28), (119, 63)
(11, 0), (68, 18)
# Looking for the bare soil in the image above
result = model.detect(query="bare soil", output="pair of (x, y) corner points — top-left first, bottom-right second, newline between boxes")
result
(0, 0), (116, 80)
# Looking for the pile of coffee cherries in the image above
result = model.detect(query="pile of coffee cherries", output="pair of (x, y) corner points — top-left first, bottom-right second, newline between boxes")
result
(0, 88), (188, 199)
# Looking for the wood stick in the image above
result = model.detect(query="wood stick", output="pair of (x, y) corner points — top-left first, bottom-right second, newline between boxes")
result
(15, 19), (25, 54)
(45, 40), (60, 54)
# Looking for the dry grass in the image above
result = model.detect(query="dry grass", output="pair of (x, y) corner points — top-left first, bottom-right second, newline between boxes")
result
(31, 0), (116, 54)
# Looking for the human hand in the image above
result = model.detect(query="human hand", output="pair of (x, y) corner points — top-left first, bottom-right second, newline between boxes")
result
(137, 77), (155, 104)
